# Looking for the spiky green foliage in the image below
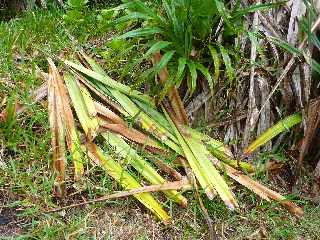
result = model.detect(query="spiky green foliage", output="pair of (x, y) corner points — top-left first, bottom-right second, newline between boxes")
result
(64, 55), (303, 218)
(105, 0), (283, 98)
(64, 0), (89, 24)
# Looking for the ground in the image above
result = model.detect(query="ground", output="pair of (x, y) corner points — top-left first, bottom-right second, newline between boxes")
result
(0, 5), (320, 240)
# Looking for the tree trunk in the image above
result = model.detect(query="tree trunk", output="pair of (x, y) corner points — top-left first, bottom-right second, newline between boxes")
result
(7, 0), (28, 13)
(0, 0), (28, 20)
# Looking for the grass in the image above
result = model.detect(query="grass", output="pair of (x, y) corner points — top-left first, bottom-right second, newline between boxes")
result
(0, 5), (319, 240)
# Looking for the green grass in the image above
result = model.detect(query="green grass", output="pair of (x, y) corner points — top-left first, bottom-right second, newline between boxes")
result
(0, 5), (320, 240)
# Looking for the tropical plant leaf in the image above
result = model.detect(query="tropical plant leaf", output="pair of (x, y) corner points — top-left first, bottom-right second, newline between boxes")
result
(244, 113), (302, 155)
(163, 108), (238, 209)
(117, 27), (163, 39)
(187, 60), (197, 95)
(213, 0), (234, 32)
(312, 59), (320, 75)
(232, 2), (285, 19)
(64, 60), (155, 106)
(101, 132), (188, 207)
(218, 45), (235, 83)
(111, 12), (153, 25)
(79, 56), (182, 153)
(269, 36), (303, 56)
(210, 157), (303, 218)
(145, 41), (172, 57)
(64, 73), (99, 140)
(47, 59), (67, 198)
(163, 0), (179, 34)
(195, 63), (214, 93)
(86, 142), (170, 223)
(175, 57), (187, 87)
(153, 50), (175, 74)
(209, 45), (220, 82)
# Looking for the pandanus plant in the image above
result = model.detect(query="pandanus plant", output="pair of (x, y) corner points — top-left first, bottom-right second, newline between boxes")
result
(45, 53), (303, 223)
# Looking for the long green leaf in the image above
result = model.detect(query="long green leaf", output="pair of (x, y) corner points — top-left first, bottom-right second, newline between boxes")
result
(209, 45), (220, 81)
(244, 113), (302, 155)
(233, 2), (285, 19)
(219, 45), (235, 83)
(64, 60), (155, 106)
(117, 27), (163, 39)
(154, 50), (175, 74)
(213, 0), (235, 32)
(101, 132), (187, 206)
(144, 41), (172, 57)
(80, 55), (182, 153)
(269, 36), (302, 56)
(195, 63), (214, 93)
(64, 73), (99, 140)
(185, 126), (254, 172)
(187, 60), (197, 95)
(111, 12), (152, 25)
(163, 108), (238, 209)
(86, 143), (170, 222)
(175, 57), (187, 87)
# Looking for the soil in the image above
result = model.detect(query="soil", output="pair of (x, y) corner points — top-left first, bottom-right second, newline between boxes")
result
(0, 208), (22, 237)
(0, 189), (24, 238)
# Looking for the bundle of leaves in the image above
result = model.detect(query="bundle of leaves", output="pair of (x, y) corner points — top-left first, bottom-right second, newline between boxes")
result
(14, 52), (301, 223)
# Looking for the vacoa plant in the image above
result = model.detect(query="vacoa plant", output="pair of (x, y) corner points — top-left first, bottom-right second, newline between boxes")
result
(105, 0), (283, 99)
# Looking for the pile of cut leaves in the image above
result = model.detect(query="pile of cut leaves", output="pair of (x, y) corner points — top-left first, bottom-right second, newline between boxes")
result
(43, 52), (303, 223)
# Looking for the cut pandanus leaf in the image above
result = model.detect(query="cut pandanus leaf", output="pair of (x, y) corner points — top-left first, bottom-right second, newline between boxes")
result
(112, 90), (183, 154)
(72, 56), (247, 175)
(61, 55), (302, 218)
(181, 126), (255, 173)
(185, 137), (238, 209)
(133, 99), (173, 135)
(208, 147), (255, 173)
(53, 107), (67, 197)
(48, 59), (85, 181)
(209, 156), (304, 218)
(78, 55), (182, 153)
(64, 73), (99, 141)
(73, 67), (181, 153)
(48, 60), (67, 197)
(98, 117), (162, 149)
(101, 132), (188, 207)
(63, 66), (186, 206)
(244, 113), (302, 155)
(163, 108), (238, 209)
(64, 59), (155, 106)
(86, 142), (170, 223)
(94, 101), (126, 125)
(80, 83), (98, 118)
